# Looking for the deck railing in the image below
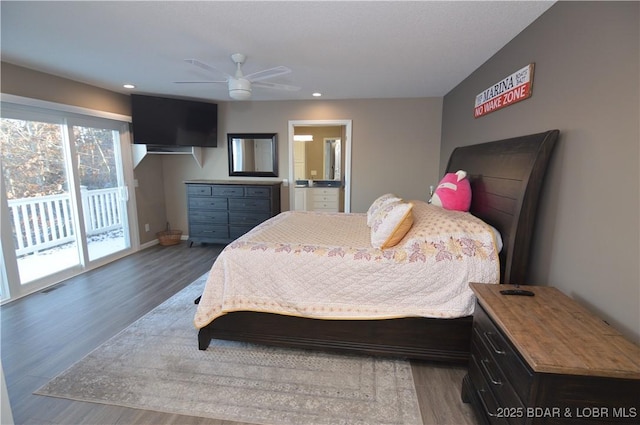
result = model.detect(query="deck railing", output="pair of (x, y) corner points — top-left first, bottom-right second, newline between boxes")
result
(8, 187), (123, 256)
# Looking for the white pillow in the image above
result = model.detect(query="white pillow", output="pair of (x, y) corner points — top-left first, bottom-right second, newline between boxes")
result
(366, 193), (401, 226)
(370, 201), (414, 249)
(487, 224), (503, 253)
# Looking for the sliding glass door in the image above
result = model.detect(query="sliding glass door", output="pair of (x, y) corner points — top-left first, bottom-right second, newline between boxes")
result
(0, 102), (135, 299)
(71, 121), (130, 262)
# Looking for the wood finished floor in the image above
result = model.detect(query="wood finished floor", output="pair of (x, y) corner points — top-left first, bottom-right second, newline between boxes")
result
(1, 242), (478, 425)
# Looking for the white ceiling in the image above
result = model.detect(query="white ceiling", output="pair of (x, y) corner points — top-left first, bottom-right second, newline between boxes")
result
(1, 1), (554, 102)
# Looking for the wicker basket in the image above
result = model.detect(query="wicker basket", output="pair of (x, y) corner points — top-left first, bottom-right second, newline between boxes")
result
(157, 224), (183, 246)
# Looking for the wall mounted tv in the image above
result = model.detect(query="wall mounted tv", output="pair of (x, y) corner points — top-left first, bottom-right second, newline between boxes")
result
(131, 94), (218, 147)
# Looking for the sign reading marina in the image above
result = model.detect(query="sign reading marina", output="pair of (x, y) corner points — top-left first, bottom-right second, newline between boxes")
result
(474, 64), (534, 118)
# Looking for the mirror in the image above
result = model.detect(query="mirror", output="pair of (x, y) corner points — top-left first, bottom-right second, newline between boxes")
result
(292, 128), (343, 182)
(323, 138), (341, 180)
(227, 133), (278, 177)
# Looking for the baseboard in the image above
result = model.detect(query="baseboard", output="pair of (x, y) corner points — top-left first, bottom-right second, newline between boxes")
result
(140, 234), (188, 250)
(140, 239), (159, 250)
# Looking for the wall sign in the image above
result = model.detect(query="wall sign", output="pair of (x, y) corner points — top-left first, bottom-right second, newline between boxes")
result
(474, 64), (534, 118)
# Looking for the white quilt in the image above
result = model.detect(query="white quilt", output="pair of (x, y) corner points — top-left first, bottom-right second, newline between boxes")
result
(194, 201), (499, 329)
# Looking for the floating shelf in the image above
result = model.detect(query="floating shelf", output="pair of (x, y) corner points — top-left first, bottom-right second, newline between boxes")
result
(132, 145), (203, 168)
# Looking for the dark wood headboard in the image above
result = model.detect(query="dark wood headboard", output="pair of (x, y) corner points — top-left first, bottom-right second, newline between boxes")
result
(445, 130), (558, 284)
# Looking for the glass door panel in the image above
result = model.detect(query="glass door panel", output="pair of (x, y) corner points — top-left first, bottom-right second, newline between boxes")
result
(71, 125), (130, 261)
(1, 117), (82, 283)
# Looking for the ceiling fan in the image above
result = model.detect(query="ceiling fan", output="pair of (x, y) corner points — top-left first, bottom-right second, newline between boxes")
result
(175, 53), (300, 100)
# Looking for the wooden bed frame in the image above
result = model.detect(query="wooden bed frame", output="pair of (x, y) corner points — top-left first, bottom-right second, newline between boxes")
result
(197, 130), (559, 363)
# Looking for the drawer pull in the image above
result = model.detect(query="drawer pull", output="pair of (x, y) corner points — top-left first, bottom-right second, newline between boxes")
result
(484, 331), (506, 355)
(477, 389), (498, 418)
(480, 359), (502, 386)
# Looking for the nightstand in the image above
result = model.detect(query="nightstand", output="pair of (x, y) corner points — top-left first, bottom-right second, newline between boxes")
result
(462, 283), (640, 425)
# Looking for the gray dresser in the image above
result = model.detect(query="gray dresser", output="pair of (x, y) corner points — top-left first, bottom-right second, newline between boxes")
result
(186, 180), (281, 245)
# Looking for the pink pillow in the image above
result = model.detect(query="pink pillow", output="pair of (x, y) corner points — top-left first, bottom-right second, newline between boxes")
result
(429, 170), (472, 212)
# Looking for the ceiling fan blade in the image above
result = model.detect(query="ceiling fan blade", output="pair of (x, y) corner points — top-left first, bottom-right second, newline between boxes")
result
(253, 81), (301, 91)
(173, 80), (227, 84)
(244, 66), (292, 82)
(184, 59), (231, 78)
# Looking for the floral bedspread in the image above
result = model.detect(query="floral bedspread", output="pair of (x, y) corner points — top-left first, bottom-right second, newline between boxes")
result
(194, 201), (499, 329)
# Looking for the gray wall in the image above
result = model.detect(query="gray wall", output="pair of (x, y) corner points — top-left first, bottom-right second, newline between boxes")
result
(0, 62), (130, 114)
(441, 1), (639, 342)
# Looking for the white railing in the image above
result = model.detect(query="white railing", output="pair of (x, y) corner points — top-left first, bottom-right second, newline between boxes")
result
(80, 187), (123, 236)
(7, 187), (123, 256)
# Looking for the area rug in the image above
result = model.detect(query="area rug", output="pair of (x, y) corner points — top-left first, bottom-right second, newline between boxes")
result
(36, 273), (423, 425)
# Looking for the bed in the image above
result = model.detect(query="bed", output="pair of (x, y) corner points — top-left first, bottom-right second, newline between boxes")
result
(194, 130), (559, 363)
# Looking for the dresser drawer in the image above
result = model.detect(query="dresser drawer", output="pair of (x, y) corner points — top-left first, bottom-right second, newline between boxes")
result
(470, 339), (524, 424)
(189, 197), (228, 210)
(229, 198), (271, 212)
(190, 224), (229, 239)
(229, 211), (271, 226)
(474, 305), (534, 403)
(312, 194), (339, 203)
(212, 186), (244, 197)
(312, 202), (339, 211)
(187, 185), (213, 196)
(189, 210), (227, 224)
(245, 187), (271, 198)
(468, 353), (511, 425)
(313, 187), (339, 196)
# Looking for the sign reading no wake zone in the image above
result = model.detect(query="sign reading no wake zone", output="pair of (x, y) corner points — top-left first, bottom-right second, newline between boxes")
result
(474, 64), (534, 118)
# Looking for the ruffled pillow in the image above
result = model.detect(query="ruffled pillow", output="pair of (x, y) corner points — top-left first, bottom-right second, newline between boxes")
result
(370, 201), (414, 249)
(366, 193), (401, 226)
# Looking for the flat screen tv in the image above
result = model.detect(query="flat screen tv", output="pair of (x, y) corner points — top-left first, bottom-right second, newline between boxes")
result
(131, 94), (217, 147)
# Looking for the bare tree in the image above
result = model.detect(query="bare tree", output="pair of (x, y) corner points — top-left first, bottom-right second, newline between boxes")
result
(1, 119), (117, 200)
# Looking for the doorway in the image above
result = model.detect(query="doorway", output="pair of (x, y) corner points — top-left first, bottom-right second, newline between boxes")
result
(288, 120), (352, 212)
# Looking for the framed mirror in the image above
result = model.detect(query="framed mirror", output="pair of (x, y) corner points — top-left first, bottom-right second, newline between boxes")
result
(228, 133), (278, 177)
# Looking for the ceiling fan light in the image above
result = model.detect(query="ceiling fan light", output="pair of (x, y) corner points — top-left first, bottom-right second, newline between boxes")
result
(229, 78), (252, 100)
(229, 89), (252, 100)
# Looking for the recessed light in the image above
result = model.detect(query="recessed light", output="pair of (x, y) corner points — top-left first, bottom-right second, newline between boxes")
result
(123, 84), (136, 89)
(312, 92), (322, 97)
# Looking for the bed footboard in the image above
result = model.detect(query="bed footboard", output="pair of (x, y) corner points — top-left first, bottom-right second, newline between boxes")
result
(198, 311), (473, 363)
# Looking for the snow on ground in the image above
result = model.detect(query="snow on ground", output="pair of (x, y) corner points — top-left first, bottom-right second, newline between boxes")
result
(16, 231), (128, 283)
